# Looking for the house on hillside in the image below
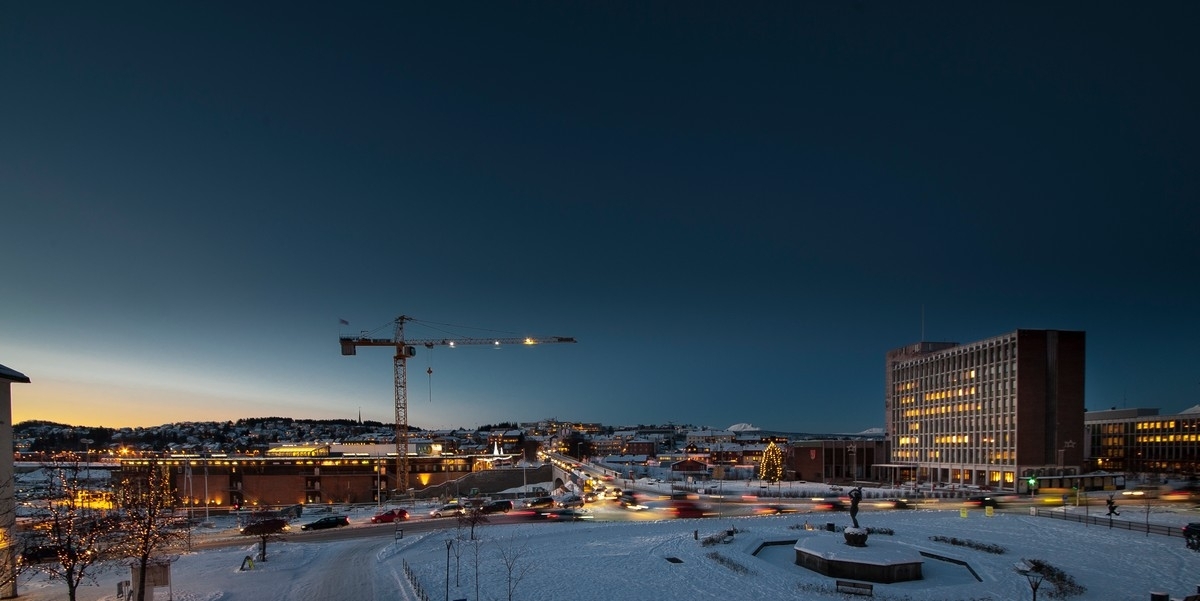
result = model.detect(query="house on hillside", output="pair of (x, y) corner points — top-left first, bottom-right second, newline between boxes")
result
(670, 458), (710, 478)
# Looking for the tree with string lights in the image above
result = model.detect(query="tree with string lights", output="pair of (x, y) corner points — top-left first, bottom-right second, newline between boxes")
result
(115, 464), (187, 601)
(759, 441), (784, 484)
(27, 460), (122, 601)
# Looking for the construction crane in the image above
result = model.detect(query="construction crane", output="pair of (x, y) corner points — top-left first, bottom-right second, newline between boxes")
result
(339, 315), (576, 495)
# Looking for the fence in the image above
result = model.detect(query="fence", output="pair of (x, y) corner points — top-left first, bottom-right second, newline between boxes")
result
(402, 558), (431, 601)
(1029, 507), (1187, 539)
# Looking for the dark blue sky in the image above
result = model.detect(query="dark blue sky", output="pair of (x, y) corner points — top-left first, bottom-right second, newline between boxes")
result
(2, 2), (1197, 432)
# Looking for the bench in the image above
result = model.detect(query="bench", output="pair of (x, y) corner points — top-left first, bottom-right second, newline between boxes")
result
(835, 580), (874, 596)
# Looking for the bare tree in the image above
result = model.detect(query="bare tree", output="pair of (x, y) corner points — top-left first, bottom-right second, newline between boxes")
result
(114, 464), (187, 601)
(27, 461), (121, 601)
(452, 527), (465, 588)
(469, 538), (482, 601)
(458, 504), (489, 540)
(239, 518), (287, 562)
(495, 536), (534, 601)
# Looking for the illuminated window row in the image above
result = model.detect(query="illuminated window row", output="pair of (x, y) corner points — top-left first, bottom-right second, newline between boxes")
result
(933, 435), (972, 444)
(1135, 434), (1200, 443)
(1136, 421), (1179, 430)
(901, 402), (983, 417)
(923, 387), (977, 401)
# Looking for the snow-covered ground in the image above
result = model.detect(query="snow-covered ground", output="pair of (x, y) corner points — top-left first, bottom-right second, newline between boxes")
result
(15, 482), (1200, 601)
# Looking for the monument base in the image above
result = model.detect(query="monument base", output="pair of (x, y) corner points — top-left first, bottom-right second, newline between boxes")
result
(795, 534), (923, 583)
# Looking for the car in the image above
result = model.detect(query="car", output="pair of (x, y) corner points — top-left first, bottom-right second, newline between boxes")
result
(1184, 523), (1200, 550)
(965, 494), (1016, 508)
(21, 545), (60, 564)
(540, 508), (593, 521)
(430, 503), (466, 518)
(370, 508), (409, 523)
(754, 504), (798, 516)
(965, 495), (1000, 508)
(618, 493), (644, 509)
(481, 500), (514, 514)
(667, 500), (706, 518)
(240, 518), (289, 535)
(557, 494), (584, 508)
(525, 496), (555, 509)
(300, 516), (349, 531)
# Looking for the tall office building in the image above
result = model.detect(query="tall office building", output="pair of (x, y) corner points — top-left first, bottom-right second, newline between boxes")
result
(884, 329), (1085, 492)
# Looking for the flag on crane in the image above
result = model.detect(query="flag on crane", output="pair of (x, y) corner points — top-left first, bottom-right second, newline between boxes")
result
(339, 318), (350, 325)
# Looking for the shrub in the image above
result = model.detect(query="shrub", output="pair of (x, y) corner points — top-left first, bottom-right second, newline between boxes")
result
(928, 535), (1007, 554)
(705, 551), (752, 575)
(1023, 558), (1087, 599)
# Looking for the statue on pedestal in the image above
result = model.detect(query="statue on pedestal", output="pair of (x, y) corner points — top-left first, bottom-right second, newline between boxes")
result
(849, 486), (863, 529)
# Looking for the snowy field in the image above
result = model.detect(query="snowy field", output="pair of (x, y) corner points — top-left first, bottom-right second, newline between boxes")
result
(15, 496), (1200, 601)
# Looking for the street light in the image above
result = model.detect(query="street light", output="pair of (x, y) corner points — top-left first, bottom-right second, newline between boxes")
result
(80, 438), (93, 483)
(847, 444), (857, 484)
(445, 539), (453, 601)
(1016, 562), (1044, 601)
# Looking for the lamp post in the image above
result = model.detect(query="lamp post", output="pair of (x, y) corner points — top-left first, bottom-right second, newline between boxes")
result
(445, 539), (453, 601)
(1017, 562), (1044, 601)
(847, 444), (857, 484)
(203, 456), (211, 524)
(80, 438), (93, 483)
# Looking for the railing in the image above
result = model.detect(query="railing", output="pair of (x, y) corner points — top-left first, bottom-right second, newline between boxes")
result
(1029, 507), (1187, 538)
(402, 559), (430, 601)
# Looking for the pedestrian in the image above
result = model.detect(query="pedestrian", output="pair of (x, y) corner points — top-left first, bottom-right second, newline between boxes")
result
(1105, 494), (1119, 516)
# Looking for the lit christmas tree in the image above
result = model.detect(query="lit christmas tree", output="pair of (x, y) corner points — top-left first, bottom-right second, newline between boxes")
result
(759, 441), (784, 483)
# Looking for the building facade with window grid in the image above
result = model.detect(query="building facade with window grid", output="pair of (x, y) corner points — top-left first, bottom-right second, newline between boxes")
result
(1085, 406), (1200, 475)
(885, 329), (1086, 492)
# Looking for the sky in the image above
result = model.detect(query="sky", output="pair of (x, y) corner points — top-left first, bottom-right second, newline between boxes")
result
(2, 2), (1198, 433)
(14, 475), (1200, 601)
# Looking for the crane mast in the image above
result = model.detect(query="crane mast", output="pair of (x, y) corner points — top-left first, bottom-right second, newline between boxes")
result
(339, 315), (576, 495)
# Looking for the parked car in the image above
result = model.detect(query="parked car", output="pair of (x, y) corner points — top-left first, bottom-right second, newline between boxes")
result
(21, 545), (61, 564)
(430, 503), (466, 518)
(525, 496), (555, 509)
(300, 516), (349, 531)
(370, 508), (409, 523)
(481, 500), (514, 514)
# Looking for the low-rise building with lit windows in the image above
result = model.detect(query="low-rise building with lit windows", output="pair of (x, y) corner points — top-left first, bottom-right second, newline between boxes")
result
(119, 442), (502, 509)
(1085, 405), (1200, 475)
(885, 329), (1086, 492)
